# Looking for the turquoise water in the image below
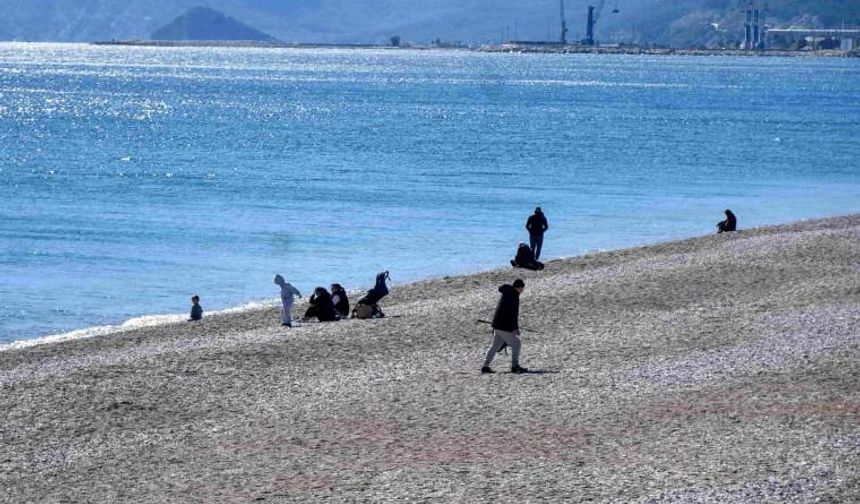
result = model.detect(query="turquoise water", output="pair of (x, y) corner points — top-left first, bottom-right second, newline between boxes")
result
(1, 43), (859, 343)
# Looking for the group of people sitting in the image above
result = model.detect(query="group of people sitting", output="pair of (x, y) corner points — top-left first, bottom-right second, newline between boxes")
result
(301, 283), (350, 323)
(273, 271), (390, 327)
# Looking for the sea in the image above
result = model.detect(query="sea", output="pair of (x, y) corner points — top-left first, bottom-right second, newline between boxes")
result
(1, 43), (859, 346)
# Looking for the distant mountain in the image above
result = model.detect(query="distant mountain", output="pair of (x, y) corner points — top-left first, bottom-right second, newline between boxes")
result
(151, 6), (276, 41)
(0, 1), (856, 47)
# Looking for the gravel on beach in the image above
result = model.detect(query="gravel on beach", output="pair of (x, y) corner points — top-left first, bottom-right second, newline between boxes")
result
(2, 215), (859, 503)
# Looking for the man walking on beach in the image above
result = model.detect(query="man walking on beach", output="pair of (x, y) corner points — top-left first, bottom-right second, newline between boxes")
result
(482, 279), (529, 374)
(526, 207), (549, 260)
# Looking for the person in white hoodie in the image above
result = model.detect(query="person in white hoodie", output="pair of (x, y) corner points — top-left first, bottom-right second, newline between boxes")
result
(274, 275), (302, 327)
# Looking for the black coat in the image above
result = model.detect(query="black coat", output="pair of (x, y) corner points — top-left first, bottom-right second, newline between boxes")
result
(491, 284), (520, 332)
(526, 212), (549, 236)
(515, 245), (536, 266)
(358, 272), (389, 306)
(332, 289), (350, 316)
(725, 211), (737, 231)
(309, 290), (338, 322)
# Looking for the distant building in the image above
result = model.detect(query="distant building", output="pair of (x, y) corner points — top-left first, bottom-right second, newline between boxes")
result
(766, 28), (860, 51)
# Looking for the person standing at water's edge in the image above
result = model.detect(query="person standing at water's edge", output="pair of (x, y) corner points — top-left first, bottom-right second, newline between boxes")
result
(526, 207), (549, 260)
(274, 275), (302, 327)
(482, 279), (529, 374)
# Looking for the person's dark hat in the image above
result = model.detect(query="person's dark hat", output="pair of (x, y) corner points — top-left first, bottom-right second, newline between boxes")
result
(513, 279), (525, 288)
(535, 207), (542, 213)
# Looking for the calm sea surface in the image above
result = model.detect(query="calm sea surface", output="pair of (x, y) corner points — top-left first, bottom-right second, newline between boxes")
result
(1, 43), (858, 343)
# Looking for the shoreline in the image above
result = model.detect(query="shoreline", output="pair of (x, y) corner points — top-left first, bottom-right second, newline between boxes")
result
(2, 213), (859, 501)
(87, 39), (860, 58)
(2, 212), (857, 353)
(0, 212), (854, 353)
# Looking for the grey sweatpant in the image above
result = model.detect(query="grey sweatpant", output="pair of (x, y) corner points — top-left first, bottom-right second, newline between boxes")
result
(280, 295), (295, 324)
(483, 329), (521, 368)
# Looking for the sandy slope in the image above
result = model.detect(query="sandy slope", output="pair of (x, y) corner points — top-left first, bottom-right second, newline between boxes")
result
(2, 215), (860, 503)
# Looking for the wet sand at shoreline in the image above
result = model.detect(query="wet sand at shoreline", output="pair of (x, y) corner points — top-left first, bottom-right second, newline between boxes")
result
(2, 214), (859, 502)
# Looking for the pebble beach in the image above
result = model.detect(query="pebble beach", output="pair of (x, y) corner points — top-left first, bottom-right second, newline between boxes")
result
(2, 214), (860, 503)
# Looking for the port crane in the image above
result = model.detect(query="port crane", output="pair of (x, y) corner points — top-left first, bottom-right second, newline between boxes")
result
(559, 0), (620, 46)
(560, 0), (569, 44)
(583, 0), (607, 46)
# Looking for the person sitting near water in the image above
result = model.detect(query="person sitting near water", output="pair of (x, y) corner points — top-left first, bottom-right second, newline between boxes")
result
(717, 209), (738, 234)
(510, 242), (544, 271)
(330, 283), (350, 320)
(303, 287), (338, 322)
(353, 271), (390, 319)
(189, 295), (203, 321)
(274, 275), (302, 327)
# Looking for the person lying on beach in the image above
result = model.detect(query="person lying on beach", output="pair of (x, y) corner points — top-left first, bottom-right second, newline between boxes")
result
(353, 271), (390, 319)
(717, 209), (738, 233)
(331, 283), (350, 320)
(482, 279), (529, 374)
(303, 287), (338, 322)
(511, 242), (544, 271)
(274, 275), (302, 327)
(189, 295), (203, 321)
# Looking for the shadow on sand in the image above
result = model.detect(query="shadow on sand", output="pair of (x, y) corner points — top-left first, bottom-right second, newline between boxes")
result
(516, 369), (560, 375)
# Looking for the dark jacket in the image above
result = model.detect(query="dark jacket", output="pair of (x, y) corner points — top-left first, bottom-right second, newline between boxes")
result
(190, 304), (203, 321)
(358, 272), (389, 306)
(526, 212), (549, 236)
(725, 211), (737, 232)
(491, 284), (520, 332)
(309, 290), (338, 322)
(717, 211), (738, 233)
(332, 288), (350, 317)
(515, 245), (536, 267)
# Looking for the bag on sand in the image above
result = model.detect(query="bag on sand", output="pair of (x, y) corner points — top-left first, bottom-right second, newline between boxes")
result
(353, 303), (386, 319)
(353, 304), (375, 319)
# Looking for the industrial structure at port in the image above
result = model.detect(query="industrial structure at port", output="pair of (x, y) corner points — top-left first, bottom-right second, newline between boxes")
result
(503, 0), (859, 54)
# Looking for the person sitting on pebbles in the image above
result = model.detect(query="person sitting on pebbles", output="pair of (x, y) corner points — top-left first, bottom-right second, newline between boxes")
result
(717, 209), (738, 234)
(511, 242), (544, 271)
(331, 283), (350, 320)
(302, 287), (338, 322)
(189, 295), (203, 321)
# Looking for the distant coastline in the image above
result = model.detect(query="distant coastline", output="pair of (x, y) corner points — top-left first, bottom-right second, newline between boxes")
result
(90, 40), (424, 50)
(91, 39), (860, 57)
(482, 42), (860, 58)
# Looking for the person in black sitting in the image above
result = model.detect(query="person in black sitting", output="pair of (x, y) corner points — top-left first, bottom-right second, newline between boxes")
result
(717, 209), (738, 234)
(510, 242), (544, 271)
(303, 287), (338, 322)
(331, 283), (350, 320)
(189, 295), (203, 321)
(525, 207), (549, 260)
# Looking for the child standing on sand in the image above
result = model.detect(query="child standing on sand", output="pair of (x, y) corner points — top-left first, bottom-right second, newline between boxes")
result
(274, 275), (302, 327)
